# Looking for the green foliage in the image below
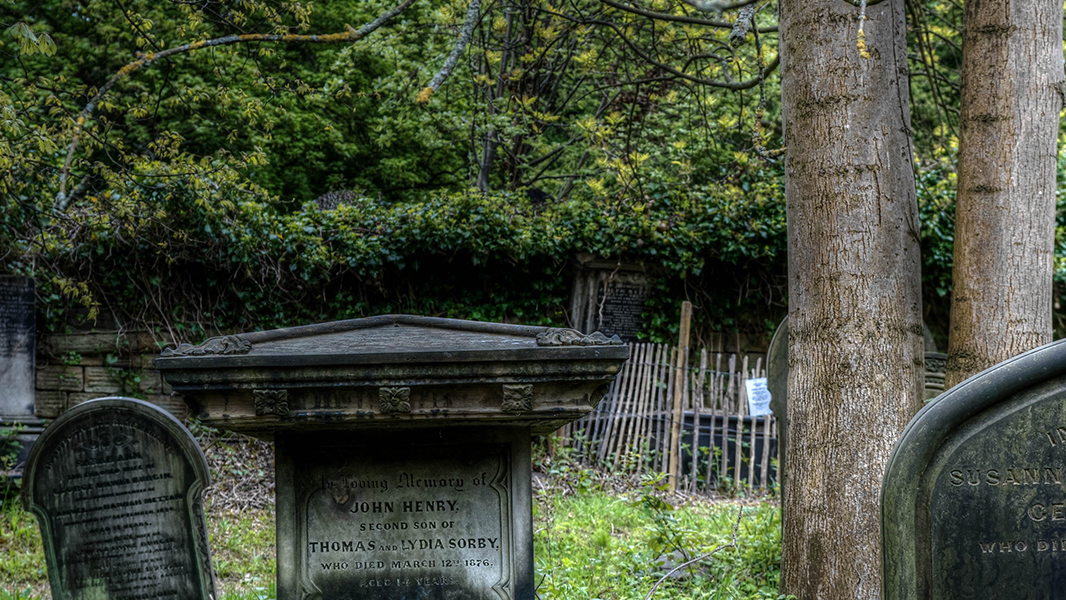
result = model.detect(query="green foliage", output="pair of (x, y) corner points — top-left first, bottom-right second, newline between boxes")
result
(1, 0), (787, 341)
(8, 180), (786, 340)
(0, 499), (46, 597)
(0, 424), (25, 490)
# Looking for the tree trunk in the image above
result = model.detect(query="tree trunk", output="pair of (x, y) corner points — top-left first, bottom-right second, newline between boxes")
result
(944, 0), (1061, 389)
(779, 0), (925, 598)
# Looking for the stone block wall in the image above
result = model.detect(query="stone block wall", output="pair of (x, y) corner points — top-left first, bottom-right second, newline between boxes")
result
(34, 331), (188, 421)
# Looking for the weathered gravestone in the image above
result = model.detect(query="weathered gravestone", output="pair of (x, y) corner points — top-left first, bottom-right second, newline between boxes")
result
(569, 254), (651, 342)
(22, 396), (216, 600)
(0, 275), (44, 469)
(882, 338), (1066, 600)
(155, 315), (628, 600)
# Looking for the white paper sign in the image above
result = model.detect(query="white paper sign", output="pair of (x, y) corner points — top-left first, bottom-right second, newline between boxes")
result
(745, 377), (773, 417)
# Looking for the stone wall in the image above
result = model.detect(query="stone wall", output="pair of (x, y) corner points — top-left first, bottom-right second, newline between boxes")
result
(34, 331), (187, 420)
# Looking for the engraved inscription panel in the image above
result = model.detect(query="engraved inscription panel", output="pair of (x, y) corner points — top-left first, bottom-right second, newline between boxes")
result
(296, 444), (513, 600)
(24, 399), (214, 600)
(927, 386), (1066, 599)
(595, 278), (648, 342)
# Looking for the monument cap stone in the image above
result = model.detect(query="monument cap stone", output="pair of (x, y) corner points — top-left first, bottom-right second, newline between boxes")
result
(155, 314), (628, 438)
(882, 338), (1066, 599)
(22, 396), (216, 600)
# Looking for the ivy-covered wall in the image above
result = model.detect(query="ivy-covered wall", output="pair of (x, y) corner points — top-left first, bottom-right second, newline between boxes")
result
(19, 189), (789, 350)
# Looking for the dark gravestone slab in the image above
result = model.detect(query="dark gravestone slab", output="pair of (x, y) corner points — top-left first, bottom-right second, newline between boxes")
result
(0, 275), (34, 417)
(22, 397), (216, 600)
(0, 275), (43, 470)
(594, 278), (648, 342)
(569, 256), (650, 342)
(882, 339), (1066, 600)
(278, 428), (531, 600)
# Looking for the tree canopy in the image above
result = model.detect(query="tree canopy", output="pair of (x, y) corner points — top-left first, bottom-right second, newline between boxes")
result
(0, 0), (1063, 344)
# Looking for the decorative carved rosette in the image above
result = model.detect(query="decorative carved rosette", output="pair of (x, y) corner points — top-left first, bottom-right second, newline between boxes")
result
(925, 352), (948, 374)
(379, 387), (412, 414)
(254, 389), (289, 417)
(501, 384), (534, 413)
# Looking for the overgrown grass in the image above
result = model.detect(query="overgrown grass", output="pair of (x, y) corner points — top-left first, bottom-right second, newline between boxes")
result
(0, 438), (783, 600)
(0, 490), (781, 600)
(534, 473), (783, 600)
(0, 497), (276, 600)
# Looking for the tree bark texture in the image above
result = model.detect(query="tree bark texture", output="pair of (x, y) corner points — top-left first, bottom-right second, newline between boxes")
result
(944, 0), (1062, 389)
(780, 0), (925, 598)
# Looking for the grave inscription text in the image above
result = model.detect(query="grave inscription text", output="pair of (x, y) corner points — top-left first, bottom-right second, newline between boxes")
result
(925, 384), (1066, 598)
(24, 398), (215, 600)
(291, 442), (516, 600)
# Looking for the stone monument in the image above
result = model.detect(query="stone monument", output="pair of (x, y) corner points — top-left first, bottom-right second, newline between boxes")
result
(155, 315), (628, 600)
(22, 396), (216, 600)
(882, 338), (1066, 599)
(0, 275), (44, 472)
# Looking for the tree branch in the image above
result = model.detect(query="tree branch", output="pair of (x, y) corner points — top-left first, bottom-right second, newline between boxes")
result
(596, 19), (780, 90)
(679, 0), (759, 13)
(418, 0), (484, 102)
(54, 0), (418, 210)
(644, 507), (744, 600)
(729, 4), (756, 46)
(599, 0), (777, 33)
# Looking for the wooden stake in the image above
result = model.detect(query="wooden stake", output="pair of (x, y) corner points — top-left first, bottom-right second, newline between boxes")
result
(667, 301), (693, 493)
(735, 355), (748, 488)
(656, 347), (676, 474)
(630, 344), (658, 474)
(689, 349), (708, 492)
(722, 354), (734, 480)
(595, 345), (632, 463)
(611, 343), (646, 471)
(706, 353), (722, 488)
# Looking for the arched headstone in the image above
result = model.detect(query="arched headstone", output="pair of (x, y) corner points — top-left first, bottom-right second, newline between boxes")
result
(883, 338), (1066, 599)
(22, 397), (216, 600)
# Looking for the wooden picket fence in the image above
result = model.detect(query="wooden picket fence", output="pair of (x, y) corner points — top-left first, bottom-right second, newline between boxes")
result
(557, 343), (779, 494)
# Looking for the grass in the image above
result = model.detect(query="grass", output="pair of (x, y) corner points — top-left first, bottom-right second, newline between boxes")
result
(0, 497), (277, 600)
(0, 436), (783, 600)
(533, 473), (783, 600)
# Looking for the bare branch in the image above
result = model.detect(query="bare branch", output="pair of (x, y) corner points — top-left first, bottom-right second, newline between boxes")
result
(679, 0), (758, 13)
(644, 507), (745, 600)
(729, 4), (756, 46)
(54, 0), (418, 210)
(418, 0), (484, 102)
(600, 0), (777, 33)
(596, 19), (780, 90)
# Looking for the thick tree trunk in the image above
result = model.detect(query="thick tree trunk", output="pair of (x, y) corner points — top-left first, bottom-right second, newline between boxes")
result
(944, 0), (1062, 389)
(779, 0), (925, 598)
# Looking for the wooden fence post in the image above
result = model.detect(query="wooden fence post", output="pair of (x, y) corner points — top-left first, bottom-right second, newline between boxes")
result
(667, 301), (693, 493)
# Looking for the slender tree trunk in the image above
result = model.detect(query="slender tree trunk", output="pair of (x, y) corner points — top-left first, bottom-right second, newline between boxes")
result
(944, 0), (1062, 388)
(477, 4), (516, 192)
(779, 0), (924, 598)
